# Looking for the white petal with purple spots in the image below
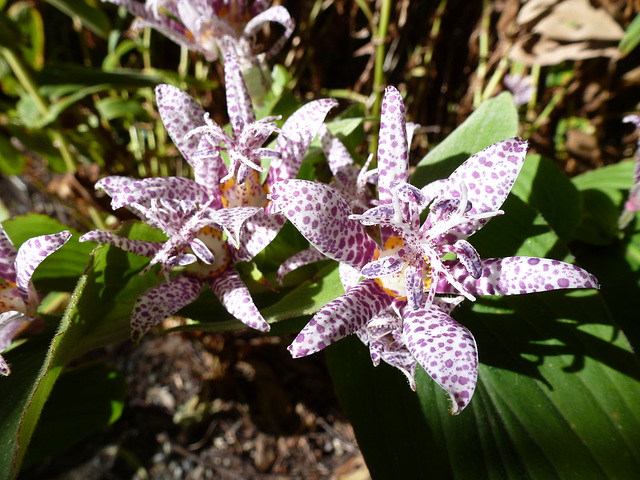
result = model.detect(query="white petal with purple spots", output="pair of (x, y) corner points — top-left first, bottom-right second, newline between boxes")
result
(403, 306), (478, 415)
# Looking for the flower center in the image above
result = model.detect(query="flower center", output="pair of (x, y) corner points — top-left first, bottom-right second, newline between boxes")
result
(220, 171), (269, 209)
(372, 236), (432, 300)
(187, 227), (230, 277)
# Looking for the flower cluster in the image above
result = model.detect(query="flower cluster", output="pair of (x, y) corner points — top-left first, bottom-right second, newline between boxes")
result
(8, 3), (597, 415)
(269, 86), (599, 414)
(105, 0), (294, 65)
(81, 50), (336, 342)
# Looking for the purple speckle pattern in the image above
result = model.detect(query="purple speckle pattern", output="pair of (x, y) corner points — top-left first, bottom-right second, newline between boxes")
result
(438, 257), (600, 296)
(80, 230), (163, 258)
(131, 274), (203, 343)
(243, 5), (295, 60)
(403, 306), (478, 415)
(224, 49), (256, 134)
(428, 138), (527, 239)
(209, 267), (269, 332)
(105, 0), (294, 63)
(319, 124), (377, 213)
(0, 311), (29, 375)
(155, 84), (207, 166)
(276, 246), (327, 284)
(15, 231), (71, 308)
(270, 180), (377, 269)
(268, 99), (339, 184)
(0, 225), (17, 282)
(377, 86), (409, 207)
(288, 278), (393, 358)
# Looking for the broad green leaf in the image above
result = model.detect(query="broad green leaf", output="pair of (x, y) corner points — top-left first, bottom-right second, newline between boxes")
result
(0, 333), (52, 480)
(328, 192), (640, 479)
(510, 154), (582, 243)
(0, 222), (164, 476)
(3, 214), (93, 292)
(411, 92), (519, 188)
(44, 0), (110, 39)
(620, 13), (640, 55)
(22, 362), (127, 469)
(574, 211), (640, 354)
(571, 160), (633, 245)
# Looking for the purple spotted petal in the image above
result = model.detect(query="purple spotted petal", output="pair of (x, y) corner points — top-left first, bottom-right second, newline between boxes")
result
(438, 257), (600, 296)
(377, 86), (409, 206)
(15, 231), (71, 308)
(0, 225), (17, 283)
(288, 278), (392, 358)
(206, 206), (261, 248)
(108, 177), (209, 211)
(623, 115), (640, 185)
(403, 307), (478, 415)
(434, 138), (527, 237)
(378, 348), (418, 391)
(277, 246), (328, 284)
(155, 84), (207, 165)
(232, 210), (287, 263)
(270, 180), (377, 269)
(209, 267), (269, 332)
(361, 255), (404, 278)
(268, 99), (338, 184)
(404, 260), (424, 310)
(319, 124), (359, 187)
(131, 274), (203, 343)
(0, 311), (29, 375)
(224, 49), (256, 134)
(339, 263), (362, 292)
(80, 230), (163, 259)
(243, 6), (295, 59)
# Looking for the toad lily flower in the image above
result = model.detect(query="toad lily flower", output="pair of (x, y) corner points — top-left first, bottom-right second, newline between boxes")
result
(275, 122), (419, 284)
(619, 114), (640, 229)
(0, 226), (71, 375)
(269, 85), (599, 414)
(81, 64), (335, 342)
(162, 51), (337, 261)
(104, 0), (294, 64)
(80, 174), (269, 342)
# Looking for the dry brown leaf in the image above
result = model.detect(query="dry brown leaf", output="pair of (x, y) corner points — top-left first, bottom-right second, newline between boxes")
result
(511, 37), (621, 64)
(532, 0), (624, 41)
(516, 0), (558, 24)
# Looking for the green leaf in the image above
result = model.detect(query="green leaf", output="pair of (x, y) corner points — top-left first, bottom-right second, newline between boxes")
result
(620, 13), (640, 56)
(571, 160), (633, 245)
(510, 154), (582, 243)
(44, 0), (110, 39)
(22, 362), (127, 469)
(0, 222), (164, 476)
(411, 92), (519, 188)
(6, 2), (45, 70)
(95, 97), (148, 121)
(328, 188), (640, 479)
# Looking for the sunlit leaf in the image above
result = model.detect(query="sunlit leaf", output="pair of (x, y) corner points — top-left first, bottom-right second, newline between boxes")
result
(412, 92), (519, 188)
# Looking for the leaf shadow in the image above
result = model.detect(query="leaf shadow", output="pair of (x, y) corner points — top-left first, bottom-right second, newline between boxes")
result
(457, 289), (640, 390)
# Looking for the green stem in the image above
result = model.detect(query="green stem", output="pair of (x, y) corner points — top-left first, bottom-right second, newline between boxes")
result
(0, 46), (75, 172)
(473, 0), (491, 108)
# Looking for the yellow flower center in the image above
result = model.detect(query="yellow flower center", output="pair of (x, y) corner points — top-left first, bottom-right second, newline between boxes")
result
(373, 235), (432, 300)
